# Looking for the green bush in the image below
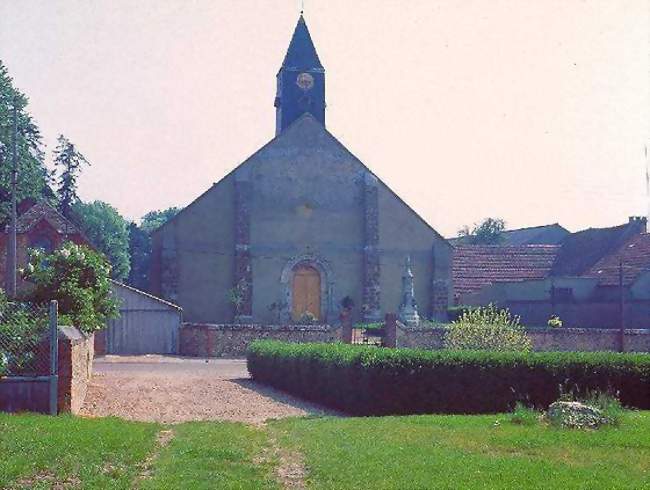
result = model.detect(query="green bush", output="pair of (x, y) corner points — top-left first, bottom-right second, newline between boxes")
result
(247, 341), (650, 416)
(21, 242), (118, 333)
(444, 304), (532, 352)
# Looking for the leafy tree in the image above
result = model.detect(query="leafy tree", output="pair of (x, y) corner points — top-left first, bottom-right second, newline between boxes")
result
(444, 304), (531, 352)
(53, 134), (89, 217)
(72, 201), (130, 281)
(127, 207), (180, 290)
(0, 61), (54, 225)
(457, 217), (506, 245)
(140, 207), (180, 234)
(127, 222), (150, 290)
(21, 243), (119, 333)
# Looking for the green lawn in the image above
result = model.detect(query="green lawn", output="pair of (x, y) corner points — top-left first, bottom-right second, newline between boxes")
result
(1, 412), (649, 489)
(270, 412), (650, 490)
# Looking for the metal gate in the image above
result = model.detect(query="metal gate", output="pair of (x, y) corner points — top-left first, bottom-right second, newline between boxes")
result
(0, 300), (58, 414)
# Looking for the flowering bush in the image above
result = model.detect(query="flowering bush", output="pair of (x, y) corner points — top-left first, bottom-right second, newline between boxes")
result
(548, 315), (563, 328)
(21, 242), (118, 333)
(444, 304), (532, 352)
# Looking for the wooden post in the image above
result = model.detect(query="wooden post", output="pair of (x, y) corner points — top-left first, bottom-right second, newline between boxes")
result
(619, 260), (625, 352)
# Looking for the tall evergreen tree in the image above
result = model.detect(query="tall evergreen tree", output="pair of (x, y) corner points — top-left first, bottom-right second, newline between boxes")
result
(0, 60), (53, 224)
(53, 134), (89, 218)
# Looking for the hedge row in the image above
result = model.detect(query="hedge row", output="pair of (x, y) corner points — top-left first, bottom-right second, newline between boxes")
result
(247, 341), (650, 415)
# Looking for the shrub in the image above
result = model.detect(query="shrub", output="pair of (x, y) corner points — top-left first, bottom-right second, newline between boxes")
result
(21, 242), (118, 333)
(508, 402), (540, 426)
(548, 315), (563, 328)
(247, 341), (650, 416)
(444, 304), (531, 352)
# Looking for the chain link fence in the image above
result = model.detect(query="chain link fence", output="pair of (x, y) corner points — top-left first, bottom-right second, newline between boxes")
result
(0, 300), (53, 377)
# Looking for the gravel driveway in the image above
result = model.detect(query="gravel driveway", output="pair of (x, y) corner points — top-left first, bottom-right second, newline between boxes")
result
(80, 355), (335, 424)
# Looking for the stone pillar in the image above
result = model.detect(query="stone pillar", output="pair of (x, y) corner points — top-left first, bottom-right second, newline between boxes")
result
(383, 313), (397, 348)
(340, 309), (353, 343)
(431, 246), (449, 321)
(234, 176), (253, 323)
(399, 256), (420, 327)
(362, 172), (381, 322)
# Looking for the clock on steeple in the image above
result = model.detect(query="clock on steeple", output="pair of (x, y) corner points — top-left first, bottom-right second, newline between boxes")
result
(275, 15), (325, 135)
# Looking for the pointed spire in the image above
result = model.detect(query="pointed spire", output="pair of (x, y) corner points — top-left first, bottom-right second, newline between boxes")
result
(282, 15), (323, 70)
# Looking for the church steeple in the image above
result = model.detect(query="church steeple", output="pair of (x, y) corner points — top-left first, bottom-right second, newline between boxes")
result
(275, 15), (325, 134)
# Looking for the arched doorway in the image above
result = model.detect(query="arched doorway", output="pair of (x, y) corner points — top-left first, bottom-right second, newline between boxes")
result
(292, 265), (321, 321)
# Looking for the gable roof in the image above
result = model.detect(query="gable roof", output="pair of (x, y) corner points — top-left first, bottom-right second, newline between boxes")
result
(156, 113), (451, 247)
(501, 223), (569, 246)
(281, 15), (323, 70)
(453, 245), (560, 296)
(9, 201), (82, 235)
(448, 223), (569, 246)
(551, 220), (645, 277)
(586, 233), (650, 286)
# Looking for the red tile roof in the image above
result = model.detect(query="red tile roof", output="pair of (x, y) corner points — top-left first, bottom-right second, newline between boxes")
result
(587, 233), (650, 286)
(453, 245), (561, 296)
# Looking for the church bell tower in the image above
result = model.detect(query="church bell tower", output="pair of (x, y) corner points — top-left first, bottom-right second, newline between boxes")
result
(275, 15), (325, 135)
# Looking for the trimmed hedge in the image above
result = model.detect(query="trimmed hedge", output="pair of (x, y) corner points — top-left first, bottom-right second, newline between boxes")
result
(247, 341), (650, 415)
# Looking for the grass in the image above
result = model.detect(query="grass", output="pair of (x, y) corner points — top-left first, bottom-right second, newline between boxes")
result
(0, 413), (159, 489)
(270, 412), (650, 489)
(141, 422), (278, 490)
(2, 411), (650, 489)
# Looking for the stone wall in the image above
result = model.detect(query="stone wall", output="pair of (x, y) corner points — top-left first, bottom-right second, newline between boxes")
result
(57, 327), (94, 414)
(395, 325), (650, 353)
(180, 323), (341, 358)
(0, 326), (93, 415)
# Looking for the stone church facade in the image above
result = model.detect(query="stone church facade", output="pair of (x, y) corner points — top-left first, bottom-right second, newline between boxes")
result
(150, 16), (451, 325)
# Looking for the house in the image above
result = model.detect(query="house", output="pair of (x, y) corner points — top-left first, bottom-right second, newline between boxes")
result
(0, 200), (89, 292)
(454, 217), (650, 328)
(149, 15), (452, 325)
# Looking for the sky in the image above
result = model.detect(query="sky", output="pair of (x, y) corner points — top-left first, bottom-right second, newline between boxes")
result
(0, 0), (648, 237)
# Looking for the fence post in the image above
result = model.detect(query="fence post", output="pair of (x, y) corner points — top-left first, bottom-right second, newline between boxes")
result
(49, 300), (58, 416)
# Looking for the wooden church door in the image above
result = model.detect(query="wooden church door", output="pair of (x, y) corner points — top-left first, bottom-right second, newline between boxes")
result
(292, 265), (321, 321)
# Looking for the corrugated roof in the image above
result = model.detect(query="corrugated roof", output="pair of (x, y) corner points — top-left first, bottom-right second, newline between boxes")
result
(453, 245), (560, 296)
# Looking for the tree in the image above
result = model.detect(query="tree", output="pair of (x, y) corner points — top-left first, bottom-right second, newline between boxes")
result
(127, 207), (180, 290)
(21, 242), (118, 333)
(72, 201), (130, 281)
(127, 222), (150, 290)
(0, 61), (54, 225)
(457, 217), (506, 245)
(53, 134), (89, 217)
(140, 207), (180, 234)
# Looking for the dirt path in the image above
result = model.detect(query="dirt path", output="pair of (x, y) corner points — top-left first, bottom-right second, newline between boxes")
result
(80, 356), (335, 424)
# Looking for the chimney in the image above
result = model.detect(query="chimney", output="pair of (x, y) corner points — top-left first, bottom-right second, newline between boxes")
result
(628, 216), (647, 233)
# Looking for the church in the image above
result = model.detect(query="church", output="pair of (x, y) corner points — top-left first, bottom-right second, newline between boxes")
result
(150, 15), (451, 325)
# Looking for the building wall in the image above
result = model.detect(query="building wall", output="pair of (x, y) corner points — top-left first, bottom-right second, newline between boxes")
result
(395, 325), (650, 353)
(378, 183), (451, 319)
(180, 322), (341, 357)
(151, 177), (236, 323)
(151, 116), (451, 324)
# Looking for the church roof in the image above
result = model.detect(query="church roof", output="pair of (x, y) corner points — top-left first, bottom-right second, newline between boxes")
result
(281, 15), (323, 70)
(155, 113), (450, 247)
